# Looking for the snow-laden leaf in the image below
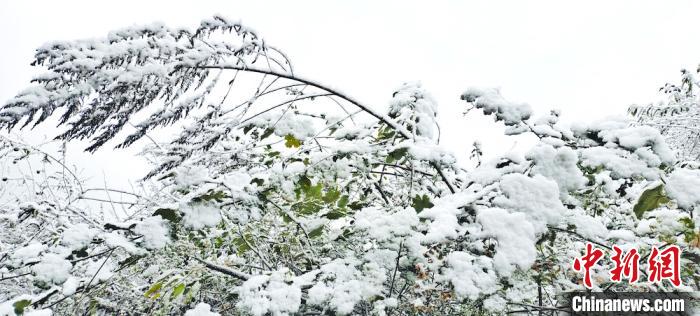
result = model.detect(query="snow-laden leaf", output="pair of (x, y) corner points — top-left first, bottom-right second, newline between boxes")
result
(633, 185), (670, 219)
(284, 134), (302, 148)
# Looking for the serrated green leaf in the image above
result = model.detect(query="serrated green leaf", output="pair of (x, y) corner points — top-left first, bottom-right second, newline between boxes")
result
(377, 126), (395, 141)
(291, 201), (323, 215)
(411, 194), (434, 213)
(284, 134), (302, 148)
(322, 187), (341, 204)
(386, 147), (408, 164)
(680, 217), (695, 230)
(306, 183), (323, 200)
(13, 299), (31, 315)
(633, 185), (670, 219)
(297, 175), (311, 191)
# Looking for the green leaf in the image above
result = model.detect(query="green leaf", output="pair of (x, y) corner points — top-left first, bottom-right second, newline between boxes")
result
(145, 282), (163, 299)
(310, 184), (323, 198)
(633, 185), (670, 219)
(153, 208), (181, 223)
(233, 236), (253, 255)
(171, 283), (186, 299)
(281, 212), (293, 223)
(70, 247), (88, 259)
(13, 299), (31, 315)
(377, 126), (395, 141)
(411, 194), (434, 213)
(214, 236), (224, 248)
(322, 187), (341, 204)
(680, 217), (695, 230)
(348, 201), (366, 210)
(337, 195), (349, 208)
(192, 190), (227, 203)
(296, 175), (312, 196)
(260, 128), (275, 140)
(284, 134), (302, 148)
(324, 210), (346, 220)
(386, 147), (408, 164)
(292, 201), (323, 216)
(308, 226), (324, 238)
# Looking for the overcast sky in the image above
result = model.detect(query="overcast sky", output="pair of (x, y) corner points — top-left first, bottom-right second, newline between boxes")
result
(2, 0), (700, 188)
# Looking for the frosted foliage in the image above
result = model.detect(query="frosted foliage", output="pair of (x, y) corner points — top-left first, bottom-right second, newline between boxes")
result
(236, 269), (302, 316)
(494, 174), (565, 232)
(32, 254), (72, 284)
(61, 224), (96, 250)
(133, 216), (170, 249)
(461, 87), (532, 126)
(355, 208), (419, 242)
(174, 165), (209, 189)
(307, 260), (385, 315)
(388, 82), (438, 140)
(440, 252), (498, 300)
(11, 243), (46, 263)
(477, 208), (538, 276)
(598, 126), (675, 164)
(630, 68), (700, 161)
(527, 144), (586, 196)
(184, 303), (220, 316)
(580, 147), (660, 180)
(182, 204), (222, 229)
(24, 309), (52, 316)
(103, 232), (145, 255)
(665, 168), (700, 209)
(1, 17), (698, 316)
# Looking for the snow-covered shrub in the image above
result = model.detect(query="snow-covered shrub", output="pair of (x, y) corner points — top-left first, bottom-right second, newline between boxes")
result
(0, 17), (698, 315)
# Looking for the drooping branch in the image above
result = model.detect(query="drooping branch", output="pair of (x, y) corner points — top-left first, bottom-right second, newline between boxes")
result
(195, 64), (457, 193)
(194, 257), (251, 280)
(196, 65), (408, 136)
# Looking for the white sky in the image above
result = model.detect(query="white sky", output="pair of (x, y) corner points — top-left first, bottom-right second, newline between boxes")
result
(2, 0), (700, 188)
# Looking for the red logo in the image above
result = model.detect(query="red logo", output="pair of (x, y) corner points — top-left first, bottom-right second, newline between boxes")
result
(573, 243), (604, 288)
(610, 246), (639, 283)
(573, 243), (682, 288)
(647, 245), (681, 287)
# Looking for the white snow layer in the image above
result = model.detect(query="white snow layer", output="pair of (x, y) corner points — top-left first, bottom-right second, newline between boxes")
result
(665, 168), (700, 209)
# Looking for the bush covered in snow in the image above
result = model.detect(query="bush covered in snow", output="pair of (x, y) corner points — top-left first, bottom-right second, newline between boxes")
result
(1, 17), (698, 315)
(630, 68), (700, 162)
